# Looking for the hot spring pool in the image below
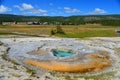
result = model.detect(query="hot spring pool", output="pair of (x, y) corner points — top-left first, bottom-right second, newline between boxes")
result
(52, 49), (74, 57)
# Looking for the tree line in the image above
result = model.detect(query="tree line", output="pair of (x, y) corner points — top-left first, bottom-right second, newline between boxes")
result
(0, 14), (120, 26)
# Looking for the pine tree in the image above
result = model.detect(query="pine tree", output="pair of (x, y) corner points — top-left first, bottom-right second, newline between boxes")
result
(56, 25), (65, 34)
(0, 22), (2, 25)
(51, 30), (55, 35)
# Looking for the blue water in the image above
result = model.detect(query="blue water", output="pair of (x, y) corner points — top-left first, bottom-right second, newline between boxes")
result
(52, 50), (74, 57)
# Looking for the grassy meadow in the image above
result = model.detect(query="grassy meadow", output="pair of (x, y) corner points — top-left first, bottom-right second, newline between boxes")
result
(0, 24), (120, 38)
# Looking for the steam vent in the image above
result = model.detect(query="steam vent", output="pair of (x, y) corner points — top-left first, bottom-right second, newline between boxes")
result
(23, 39), (112, 73)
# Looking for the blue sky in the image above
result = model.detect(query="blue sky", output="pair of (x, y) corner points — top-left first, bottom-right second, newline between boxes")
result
(0, 0), (120, 16)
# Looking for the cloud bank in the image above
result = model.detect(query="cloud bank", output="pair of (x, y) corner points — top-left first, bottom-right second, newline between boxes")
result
(14, 3), (34, 11)
(64, 7), (80, 13)
(0, 5), (11, 13)
(90, 8), (106, 14)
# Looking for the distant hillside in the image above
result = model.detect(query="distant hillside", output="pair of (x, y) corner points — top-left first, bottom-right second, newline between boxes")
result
(0, 14), (120, 26)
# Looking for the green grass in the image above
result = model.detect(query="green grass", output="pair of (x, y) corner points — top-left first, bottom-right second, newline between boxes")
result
(56, 30), (119, 38)
(0, 32), (12, 35)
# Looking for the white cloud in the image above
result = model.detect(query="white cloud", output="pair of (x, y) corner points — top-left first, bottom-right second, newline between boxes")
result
(22, 3), (34, 10)
(14, 3), (34, 11)
(32, 9), (47, 14)
(64, 7), (80, 13)
(14, 3), (48, 15)
(0, 5), (11, 13)
(90, 8), (106, 14)
(23, 9), (47, 14)
(14, 5), (21, 10)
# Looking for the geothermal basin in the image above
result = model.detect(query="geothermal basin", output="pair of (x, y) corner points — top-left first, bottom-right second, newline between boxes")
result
(25, 49), (111, 73)
(0, 38), (113, 74)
